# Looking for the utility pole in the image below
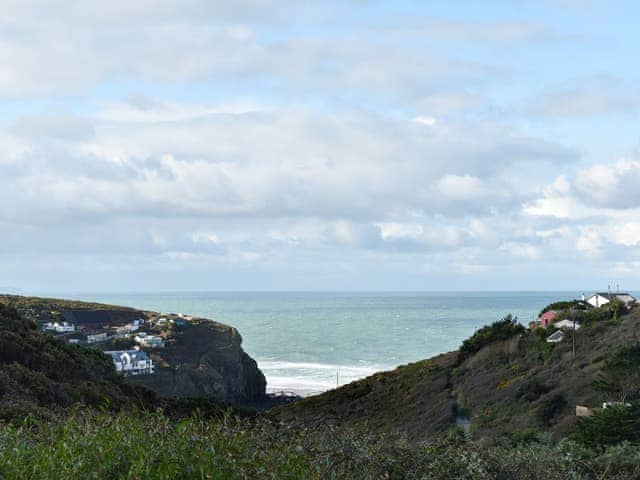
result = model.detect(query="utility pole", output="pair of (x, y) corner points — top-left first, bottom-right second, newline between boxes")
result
(572, 315), (576, 359)
(336, 370), (339, 388)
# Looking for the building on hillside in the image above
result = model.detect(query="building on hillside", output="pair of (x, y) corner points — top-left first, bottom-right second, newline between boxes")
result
(584, 292), (636, 308)
(554, 319), (581, 330)
(134, 332), (165, 348)
(43, 321), (75, 333)
(105, 350), (154, 376)
(115, 320), (142, 336)
(546, 330), (565, 343)
(539, 310), (557, 328)
(86, 332), (108, 344)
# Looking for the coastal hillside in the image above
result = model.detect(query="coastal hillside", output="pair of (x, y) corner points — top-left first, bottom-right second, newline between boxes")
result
(275, 303), (640, 444)
(0, 295), (266, 406)
(0, 303), (154, 421)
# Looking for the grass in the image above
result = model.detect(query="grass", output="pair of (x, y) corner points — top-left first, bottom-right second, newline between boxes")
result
(2, 410), (640, 479)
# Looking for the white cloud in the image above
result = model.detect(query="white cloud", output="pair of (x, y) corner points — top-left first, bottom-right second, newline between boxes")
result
(437, 174), (486, 201)
(609, 223), (640, 247)
(576, 227), (603, 257)
(412, 115), (438, 127)
(499, 241), (541, 259)
(574, 159), (640, 208)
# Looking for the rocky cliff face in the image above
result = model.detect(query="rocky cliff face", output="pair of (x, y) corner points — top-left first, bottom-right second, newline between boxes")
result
(127, 320), (266, 404)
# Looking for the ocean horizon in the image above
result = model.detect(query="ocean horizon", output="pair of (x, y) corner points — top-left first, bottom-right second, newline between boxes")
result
(39, 290), (635, 395)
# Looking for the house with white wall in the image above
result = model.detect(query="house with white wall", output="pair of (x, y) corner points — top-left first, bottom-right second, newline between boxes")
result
(584, 292), (636, 308)
(134, 332), (165, 348)
(105, 350), (154, 376)
(43, 321), (75, 333)
(87, 332), (108, 344)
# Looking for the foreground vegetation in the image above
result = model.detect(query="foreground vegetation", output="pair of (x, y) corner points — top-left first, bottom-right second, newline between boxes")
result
(1, 411), (640, 480)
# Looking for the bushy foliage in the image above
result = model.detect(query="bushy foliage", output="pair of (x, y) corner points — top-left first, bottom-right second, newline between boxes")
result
(574, 305), (619, 325)
(595, 342), (640, 402)
(459, 314), (525, 360)
(574, 404), (640, 448)
(538, 300), (586, 317)
(2, 412), (640, 479)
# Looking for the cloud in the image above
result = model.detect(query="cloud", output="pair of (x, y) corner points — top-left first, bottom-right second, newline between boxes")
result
(0, 102), (577, 228)
(437, 174), (486, 201)
(528, 77), (638, 117)
(499, 241), (541, 259)
(13, 111), (95, 141)
(574, 159), (640, 208)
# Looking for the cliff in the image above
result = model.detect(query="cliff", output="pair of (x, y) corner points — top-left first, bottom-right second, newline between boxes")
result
(0, 295), (266, 406)
(125, 320), (266, 404)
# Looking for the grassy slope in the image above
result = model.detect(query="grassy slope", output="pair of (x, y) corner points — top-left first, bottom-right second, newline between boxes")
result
(276, 307), (640, 444)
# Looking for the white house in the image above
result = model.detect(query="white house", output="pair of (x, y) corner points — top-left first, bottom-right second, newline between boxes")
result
(105, 350), (154, 376)
(86, 332), (108, 344)
(584, 292), (636, 308)
(134, 332), (165, 348)
(116, 322), (141, 336)
(43, 321), (75, 333)
(553, 319), (581, 330)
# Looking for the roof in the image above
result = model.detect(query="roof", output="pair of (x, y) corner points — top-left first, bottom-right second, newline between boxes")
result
(592, 292), (635, 298)
(547, 330), (565, 342)
(554, 319), (581, 330)
(105, 350), (150, 362)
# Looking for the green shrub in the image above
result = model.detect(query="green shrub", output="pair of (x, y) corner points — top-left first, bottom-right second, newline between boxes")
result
(538, 300), (586, 317)
(594, 342), (640, 402)
(574, 404), (640, 448)
(459, 315), (524, 360)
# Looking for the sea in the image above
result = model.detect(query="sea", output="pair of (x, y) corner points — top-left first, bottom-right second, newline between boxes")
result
(65, 291), (588, 395)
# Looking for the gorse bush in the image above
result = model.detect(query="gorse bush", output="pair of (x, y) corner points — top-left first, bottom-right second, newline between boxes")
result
(2, 411), (640, 480)
(459, 315), (524, 360)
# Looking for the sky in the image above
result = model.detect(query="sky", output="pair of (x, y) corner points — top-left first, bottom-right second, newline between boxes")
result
(1, 0), (640, 293)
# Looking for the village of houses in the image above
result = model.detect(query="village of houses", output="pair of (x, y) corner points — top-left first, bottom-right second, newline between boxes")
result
(532, 290), (638, 344)
(39, 308), (194, 377)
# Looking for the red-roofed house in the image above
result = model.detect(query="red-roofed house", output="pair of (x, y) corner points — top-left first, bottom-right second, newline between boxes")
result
(539, 310), (557, 328)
